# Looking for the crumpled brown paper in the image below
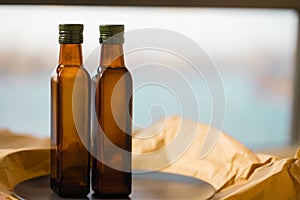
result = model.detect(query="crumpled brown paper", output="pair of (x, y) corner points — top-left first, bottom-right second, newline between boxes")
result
(133, 116), (300, 199)
(0, 130), (49, 199)
(0, 116), (299, 199)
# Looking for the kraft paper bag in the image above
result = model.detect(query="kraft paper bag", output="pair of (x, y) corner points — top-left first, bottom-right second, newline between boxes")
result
(0, 116), (299, 199)
(133, 117), (300, 199)
(0, 130), (49, 199)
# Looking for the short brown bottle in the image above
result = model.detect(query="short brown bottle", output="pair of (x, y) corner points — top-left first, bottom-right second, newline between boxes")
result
(92, 24), (132, 197)
(50, 24), (90, 197)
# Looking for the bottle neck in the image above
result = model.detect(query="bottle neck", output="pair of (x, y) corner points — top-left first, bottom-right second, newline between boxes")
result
(58, 44), (83, 66)
(100, 44), (125, 68)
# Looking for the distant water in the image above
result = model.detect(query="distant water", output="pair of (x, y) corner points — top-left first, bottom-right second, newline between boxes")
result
(0, 71), (291, 150)
(0, 73), (50, 136)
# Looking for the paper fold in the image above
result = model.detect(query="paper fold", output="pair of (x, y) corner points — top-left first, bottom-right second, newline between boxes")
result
(0, 117), (299, 199)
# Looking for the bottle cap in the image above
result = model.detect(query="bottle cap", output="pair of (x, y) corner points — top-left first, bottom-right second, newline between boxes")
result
(99, 24), (124, 44)
(59, 24), (83, 44)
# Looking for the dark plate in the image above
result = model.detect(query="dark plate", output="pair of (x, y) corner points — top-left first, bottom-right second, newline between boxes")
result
(14, 172), (215, 200)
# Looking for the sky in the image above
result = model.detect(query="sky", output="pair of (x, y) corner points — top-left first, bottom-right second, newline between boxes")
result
(0, 6), (297, 73)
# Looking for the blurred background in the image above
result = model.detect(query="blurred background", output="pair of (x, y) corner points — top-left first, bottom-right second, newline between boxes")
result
(0, 6), (297, 150)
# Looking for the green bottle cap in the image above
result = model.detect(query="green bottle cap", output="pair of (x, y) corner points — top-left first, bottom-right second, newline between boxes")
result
(59, 24), (83, 44)
(99, 24), (124, 44)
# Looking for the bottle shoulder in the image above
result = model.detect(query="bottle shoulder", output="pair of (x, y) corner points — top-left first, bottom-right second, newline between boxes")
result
(93, 66), (130, 79)
(100, 65), (130, 74)
(51, 65), (90, 81)
(92, 66), (132, 87)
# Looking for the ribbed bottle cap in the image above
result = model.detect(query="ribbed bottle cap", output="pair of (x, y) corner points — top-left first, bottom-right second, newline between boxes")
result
(99, 24), (124, 44)
(59, 24), (83, 44)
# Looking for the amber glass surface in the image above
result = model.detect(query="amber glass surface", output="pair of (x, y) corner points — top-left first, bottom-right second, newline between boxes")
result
(50, 44), (90, 197)
(92, 44), (132, 196)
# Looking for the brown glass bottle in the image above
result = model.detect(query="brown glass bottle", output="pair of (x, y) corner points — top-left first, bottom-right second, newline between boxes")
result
(92, 25), (132, 197)
(50, 24), (90, 197)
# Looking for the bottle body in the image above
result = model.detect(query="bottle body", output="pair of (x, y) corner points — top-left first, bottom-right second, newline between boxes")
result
(92, 45), (132, 196)
(50, 44), (91, 197)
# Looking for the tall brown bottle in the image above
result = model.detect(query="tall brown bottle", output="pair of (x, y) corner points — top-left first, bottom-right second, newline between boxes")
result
(50, 24), (90, 197)
(92, 25), (132, 197)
